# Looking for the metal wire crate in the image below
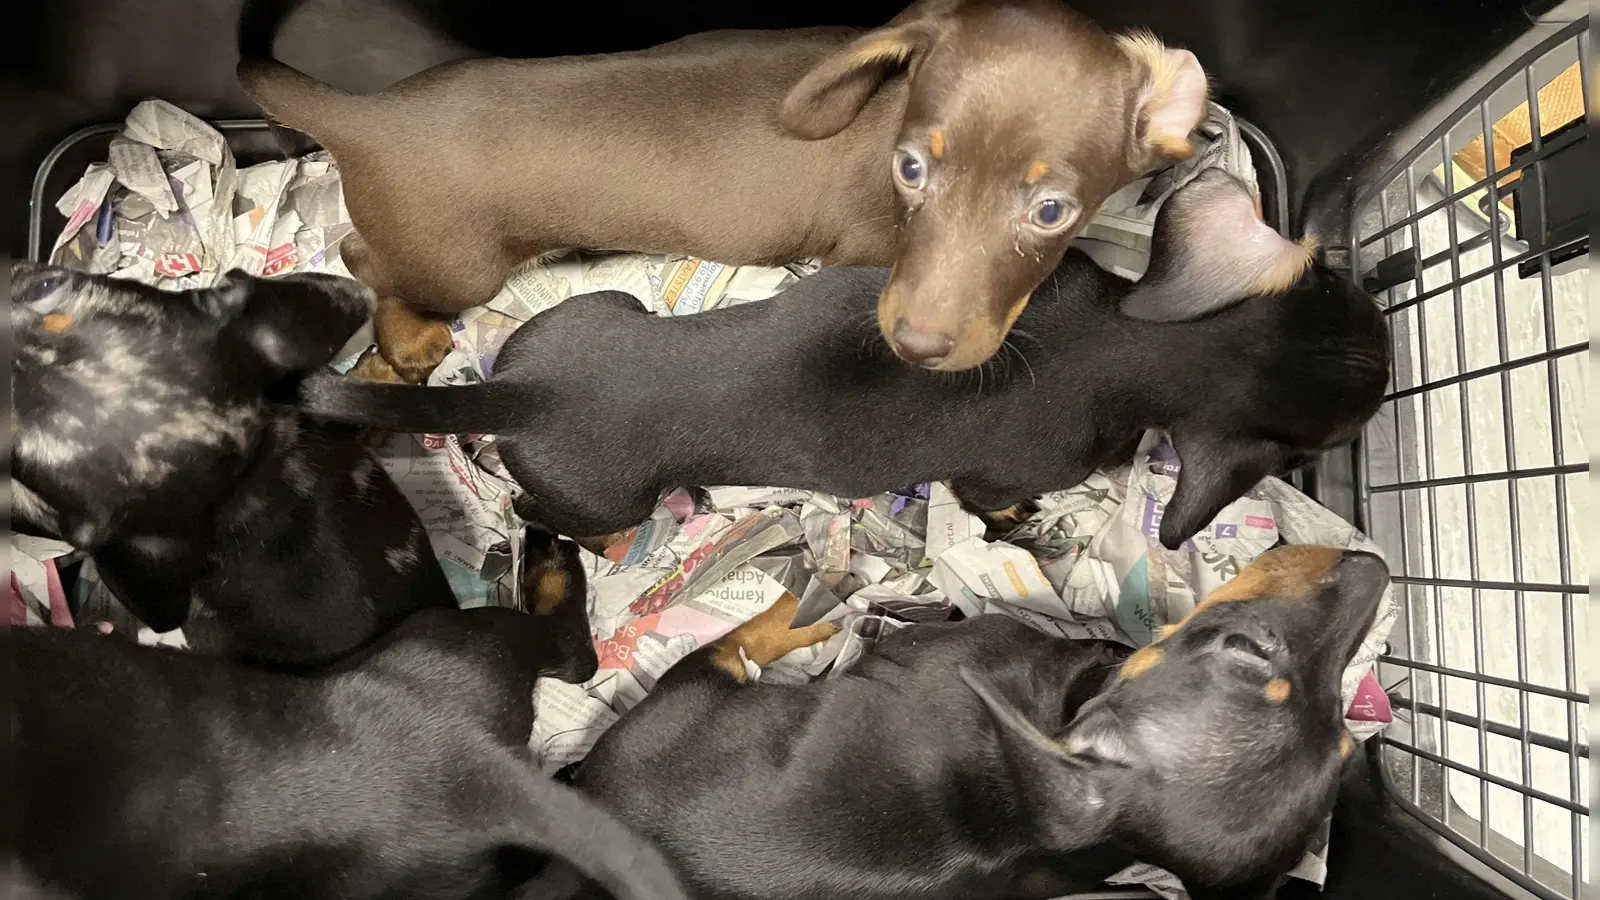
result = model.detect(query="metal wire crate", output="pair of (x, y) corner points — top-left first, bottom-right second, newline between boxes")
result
(1350, 19), (1589, 900)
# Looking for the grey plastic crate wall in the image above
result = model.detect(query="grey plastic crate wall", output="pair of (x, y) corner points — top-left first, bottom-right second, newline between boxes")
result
(1349, 21), (1588, 900)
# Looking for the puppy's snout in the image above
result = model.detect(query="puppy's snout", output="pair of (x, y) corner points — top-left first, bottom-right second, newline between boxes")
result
(890, 319), (956, 367)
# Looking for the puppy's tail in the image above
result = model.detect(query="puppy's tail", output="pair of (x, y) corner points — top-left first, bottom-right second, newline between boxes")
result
(298, 369), (518, 435)
(505, 772), (690, 900)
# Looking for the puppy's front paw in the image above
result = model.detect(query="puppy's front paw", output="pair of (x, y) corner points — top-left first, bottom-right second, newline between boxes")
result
(374, 296), (455, 383)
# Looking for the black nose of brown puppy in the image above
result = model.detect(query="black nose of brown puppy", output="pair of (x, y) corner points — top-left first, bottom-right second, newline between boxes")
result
(892, 319), (956, 366)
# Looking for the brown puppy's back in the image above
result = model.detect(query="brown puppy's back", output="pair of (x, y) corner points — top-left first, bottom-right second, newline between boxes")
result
(239, 29), (900, 312)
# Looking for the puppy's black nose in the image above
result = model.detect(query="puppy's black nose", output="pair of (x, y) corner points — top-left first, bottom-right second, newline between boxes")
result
(892, 319), (956, 366)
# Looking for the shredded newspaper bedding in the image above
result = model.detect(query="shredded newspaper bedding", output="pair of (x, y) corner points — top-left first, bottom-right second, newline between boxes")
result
(17, 99), (1397, 899)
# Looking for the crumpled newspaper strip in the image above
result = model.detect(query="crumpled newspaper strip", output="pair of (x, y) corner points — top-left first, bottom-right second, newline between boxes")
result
(9, 535), (78, 628)
(44, 99), (1389, 900)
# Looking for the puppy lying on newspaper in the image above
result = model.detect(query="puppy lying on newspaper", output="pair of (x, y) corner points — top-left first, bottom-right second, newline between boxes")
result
(6, 533), (688, 900)
(10, 263), (455, 667)
(558, 544), (1390, 900)
(299, 169), (1389, 552)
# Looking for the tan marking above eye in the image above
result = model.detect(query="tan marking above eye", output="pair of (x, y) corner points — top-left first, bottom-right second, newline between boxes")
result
(531, 566), (571, 615)
(1263, 678), (1291, 703)
(1118, 645), (1163, 679)
(42, 313), (74, 333)
(928, 129), (946, 160)
(1024, 160), (1052, 184)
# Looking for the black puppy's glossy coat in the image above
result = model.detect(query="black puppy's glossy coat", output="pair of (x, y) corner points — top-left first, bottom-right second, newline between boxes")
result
(2, 534), (687, 900)
(568, 545), (1391, 900)
(10, 263), (455, 667)
(300, 170), (1389, 549)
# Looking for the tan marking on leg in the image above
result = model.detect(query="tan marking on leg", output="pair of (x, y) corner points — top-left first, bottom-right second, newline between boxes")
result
(985, 502), (1034, 527)
(1155, 623), (1181, 642)
(706, 593), (841, 683)
(1118, 645), (1163, 680)
(1024, 160), (1051, 184)
(1263, 678), (1292, 703)
(41, 313), (74, 333)
(1338, 730), (1355, 759)
(374, 295), (455, 384)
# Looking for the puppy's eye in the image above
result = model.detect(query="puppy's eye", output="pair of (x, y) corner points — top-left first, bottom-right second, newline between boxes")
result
(1223, 633), (1270, 661)
(894, 150), (926, 189)
(1028, 198), (1077, 232)
(17, 273), (69, 313)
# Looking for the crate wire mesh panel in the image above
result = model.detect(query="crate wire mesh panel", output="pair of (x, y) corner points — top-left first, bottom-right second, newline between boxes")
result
(1350, 20), (1589, 900)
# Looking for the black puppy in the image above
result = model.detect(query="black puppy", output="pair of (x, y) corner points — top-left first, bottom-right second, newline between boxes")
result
(3, 533), (685, 900)
(11, 262), (455, 666)
(297, 169), (1389, 551)
(561, 545), (1388, 900)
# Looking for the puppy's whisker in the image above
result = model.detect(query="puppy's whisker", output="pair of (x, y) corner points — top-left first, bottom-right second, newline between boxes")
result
(1007, 328), (1043, 350)
(1006, 340), (1037, 390)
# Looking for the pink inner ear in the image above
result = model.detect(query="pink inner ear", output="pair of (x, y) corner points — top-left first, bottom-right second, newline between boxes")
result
(1209, 182), (1301, 274)
(1121, 172), (1309, 322)
(1146, 48), (1208, 144)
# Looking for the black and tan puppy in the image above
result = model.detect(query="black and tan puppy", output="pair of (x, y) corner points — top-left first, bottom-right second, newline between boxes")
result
(559, 544), (1389, 900)
(5, 535), (687, 900)
(299, 170), (1388, 551)
(10, 263), (454, 667)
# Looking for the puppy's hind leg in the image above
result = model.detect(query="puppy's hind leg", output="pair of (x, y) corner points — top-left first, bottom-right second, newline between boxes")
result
(705, 593), (841, 684)
(340, 231), (456, 384)
(373, 295), (457, 384)
(946, 478), (1042, 536)
(575, 530), (635, 558)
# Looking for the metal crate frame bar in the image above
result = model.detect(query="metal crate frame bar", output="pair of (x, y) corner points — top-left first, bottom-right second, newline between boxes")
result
(1349, 19), (1589, 900)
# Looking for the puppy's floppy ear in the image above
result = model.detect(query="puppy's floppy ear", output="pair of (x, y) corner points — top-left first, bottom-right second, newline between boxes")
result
(222, 270), (376, 374)
(1160, 432), (1288, 551)
(1122, 169), (1315, 322)
(959, 666), (1121, 845)
(1116, 30), (1210, 172)
(197, 269), (255, 318)
(779, 0), (959, 139)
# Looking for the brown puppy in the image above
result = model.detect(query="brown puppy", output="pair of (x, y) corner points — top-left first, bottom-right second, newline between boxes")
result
(238, 0), (1206, 379)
